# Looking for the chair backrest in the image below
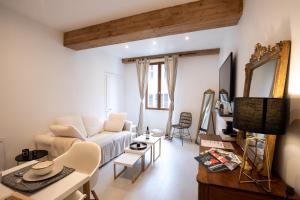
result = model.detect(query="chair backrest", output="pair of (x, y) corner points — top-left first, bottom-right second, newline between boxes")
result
(54, 142), (101, 177)
(179, 112), (192, 128)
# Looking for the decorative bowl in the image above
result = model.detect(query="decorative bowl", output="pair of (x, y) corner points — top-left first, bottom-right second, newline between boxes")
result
(31, 161), (54, 176)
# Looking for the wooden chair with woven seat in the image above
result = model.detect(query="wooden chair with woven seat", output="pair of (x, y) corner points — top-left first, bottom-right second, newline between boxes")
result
(171, 112), (193, 145)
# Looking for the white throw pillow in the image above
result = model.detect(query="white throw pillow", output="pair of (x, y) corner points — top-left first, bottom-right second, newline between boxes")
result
(82, 116), (104, 137)
(49, 125), (85, 140)
(104, 113), (127, 132)
(55, 116), (87, 138)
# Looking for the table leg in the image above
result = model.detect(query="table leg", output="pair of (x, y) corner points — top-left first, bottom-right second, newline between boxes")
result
(83, 181), (91, 200)
(132, 157), (143, 183)
(153, 144), (155, 162)
(153, 138), (161, 162)
(114, 164), (127, 180)
(141, 155), (145, 171)
(143, 146), (152, 171)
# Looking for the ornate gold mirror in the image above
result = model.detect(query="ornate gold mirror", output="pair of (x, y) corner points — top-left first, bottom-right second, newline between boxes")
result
(195, 89), (215, 144)
(237, 41), (291, 175)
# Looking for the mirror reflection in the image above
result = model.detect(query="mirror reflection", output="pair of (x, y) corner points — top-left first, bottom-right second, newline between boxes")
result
(249, 59), (277, 97)
(246, 59), (277, 169)
(200, 93), (214, 132)
(219, 89), (229, 103)
(195, 89), (215, 144)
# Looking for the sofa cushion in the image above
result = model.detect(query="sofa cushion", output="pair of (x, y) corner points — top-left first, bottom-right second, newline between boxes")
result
(82, 116), (104, 137)
(49, 125), (85, 140)
(104, 113), (127, 132)
(55, 116), (87, 137)
(87, 131), (133, 166)
(86, 133), (115, 165)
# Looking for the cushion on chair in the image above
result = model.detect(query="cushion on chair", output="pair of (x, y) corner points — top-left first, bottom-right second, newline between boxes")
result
(104, 113), (127, 132)
(49, 125), (86, 140)
(55, 116), (87, 137)
(82, 116), (104, 137)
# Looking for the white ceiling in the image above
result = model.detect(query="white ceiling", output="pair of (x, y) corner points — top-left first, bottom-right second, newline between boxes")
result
(0, 0), (237, 58)
(97, 26), (237, 58)
(0, 0), (196, 32)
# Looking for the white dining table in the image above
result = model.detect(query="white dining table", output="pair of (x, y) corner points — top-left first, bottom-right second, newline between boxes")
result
(0, 160), (90, 200)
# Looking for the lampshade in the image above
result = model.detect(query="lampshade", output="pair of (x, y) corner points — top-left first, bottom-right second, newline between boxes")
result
(233, 97), (287, 135)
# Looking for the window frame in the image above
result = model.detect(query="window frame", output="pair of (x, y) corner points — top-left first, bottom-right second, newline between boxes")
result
(145, 62), (169, 111)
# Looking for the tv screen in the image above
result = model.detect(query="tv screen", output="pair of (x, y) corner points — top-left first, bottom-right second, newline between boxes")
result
(219, 52), (235, 102)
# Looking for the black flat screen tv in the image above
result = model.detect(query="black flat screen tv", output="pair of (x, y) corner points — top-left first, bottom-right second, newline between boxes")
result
(219, 52), (235, 102)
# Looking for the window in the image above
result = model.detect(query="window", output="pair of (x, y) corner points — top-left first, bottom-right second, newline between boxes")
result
(146, 62), (170, 110)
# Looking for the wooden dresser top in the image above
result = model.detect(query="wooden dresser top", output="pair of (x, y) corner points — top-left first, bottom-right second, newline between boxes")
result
(197, 134), (291, 198)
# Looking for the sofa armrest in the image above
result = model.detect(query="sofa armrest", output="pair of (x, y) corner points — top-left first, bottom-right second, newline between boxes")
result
(34, 132), (82, 159)
(123, 120), (133, 131)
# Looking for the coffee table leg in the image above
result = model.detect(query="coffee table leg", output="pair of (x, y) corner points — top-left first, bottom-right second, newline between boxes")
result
(143, 146), (152, 171)
(153, 138), (161, 162)
(132, 157), (143, 183)
(153, 144), (155, 162)
(141, 155), (145, 171)
(114, 163), (116, 179)
(114, 163), (127, 180)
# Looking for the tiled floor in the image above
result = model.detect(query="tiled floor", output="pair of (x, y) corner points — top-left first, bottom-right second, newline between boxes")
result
(93, 138), (199, 200)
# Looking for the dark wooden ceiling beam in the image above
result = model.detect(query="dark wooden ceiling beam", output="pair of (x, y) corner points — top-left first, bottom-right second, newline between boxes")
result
(64, 0), (243, 50)
(122, 48), (220, 64)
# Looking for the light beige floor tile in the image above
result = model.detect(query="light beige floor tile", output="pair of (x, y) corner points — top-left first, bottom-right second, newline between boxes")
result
(94, 138), (198, 200)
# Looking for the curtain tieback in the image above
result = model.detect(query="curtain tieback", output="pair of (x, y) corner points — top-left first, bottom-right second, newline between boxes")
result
(170, 102), (174, 111)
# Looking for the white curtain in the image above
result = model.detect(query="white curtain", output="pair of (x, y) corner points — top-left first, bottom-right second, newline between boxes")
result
(136, 59), (149, 135)
(164, 55), (178, 138)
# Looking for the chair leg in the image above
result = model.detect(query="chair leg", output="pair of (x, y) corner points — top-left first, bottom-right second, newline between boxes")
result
(180, 129), (183, 146)
(187, 128), (192, 142)
(91, 190), (99, 200)
(171, 127), (175, 140)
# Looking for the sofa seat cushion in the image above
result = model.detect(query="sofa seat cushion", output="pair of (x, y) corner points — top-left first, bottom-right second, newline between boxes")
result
(86, 133), (115, 165)
(108, 131), (132, 157)
(86, 131), (133, 166)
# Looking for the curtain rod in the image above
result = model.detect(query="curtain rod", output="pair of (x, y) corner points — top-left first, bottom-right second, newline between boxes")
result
(121, 48), (220, 64)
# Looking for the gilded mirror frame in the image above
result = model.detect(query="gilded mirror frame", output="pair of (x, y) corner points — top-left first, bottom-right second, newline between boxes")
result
(237, 40), (291, 175)
(195, 89), (215, 144)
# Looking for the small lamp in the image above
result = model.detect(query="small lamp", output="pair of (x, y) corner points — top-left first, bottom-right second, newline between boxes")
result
(233, 97), (287, 192)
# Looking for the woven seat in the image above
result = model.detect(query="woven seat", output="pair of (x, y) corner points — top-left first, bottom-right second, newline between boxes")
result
(171, 112), (192, 145)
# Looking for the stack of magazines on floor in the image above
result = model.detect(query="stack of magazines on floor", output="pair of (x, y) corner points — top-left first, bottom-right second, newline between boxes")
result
(199, 148), (242, 172)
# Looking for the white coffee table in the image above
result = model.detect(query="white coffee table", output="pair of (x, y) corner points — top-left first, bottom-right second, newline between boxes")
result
(113, 153), (143, 183)
(124, 144), (152, 170)
(134, 135), (161, 162)
(114, 144), (152, 183)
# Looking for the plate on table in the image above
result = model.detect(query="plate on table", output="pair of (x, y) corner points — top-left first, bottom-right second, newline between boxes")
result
(130, 142), (147, 150)
(23, 164), (64, 182)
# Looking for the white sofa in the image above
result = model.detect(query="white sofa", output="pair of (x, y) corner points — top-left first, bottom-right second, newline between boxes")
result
(34, 115), (136, 166)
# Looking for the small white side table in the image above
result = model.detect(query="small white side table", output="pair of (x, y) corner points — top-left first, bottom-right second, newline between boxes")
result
(113, 153), (142, 183)
(133, 135), (161, 162)
(124, 145), (153, 170)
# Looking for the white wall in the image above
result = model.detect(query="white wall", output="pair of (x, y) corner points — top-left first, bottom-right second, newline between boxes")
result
(124, 55), (219, 138)
(0, 6), (124, 167)
(222, 0), (300, 193)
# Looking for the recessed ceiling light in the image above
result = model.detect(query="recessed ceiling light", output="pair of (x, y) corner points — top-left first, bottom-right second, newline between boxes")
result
(152, 41), (157, 45)
(185, 36), (190, 41)
(125, 45), (129, 49)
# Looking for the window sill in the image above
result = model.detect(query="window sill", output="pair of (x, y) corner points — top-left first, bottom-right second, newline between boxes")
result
(146, 108), (169, 111)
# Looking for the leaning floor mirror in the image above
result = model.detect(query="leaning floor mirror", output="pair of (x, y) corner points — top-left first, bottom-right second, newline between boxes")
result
(237, 41), (291, 176)
(195, 89), (215, 144)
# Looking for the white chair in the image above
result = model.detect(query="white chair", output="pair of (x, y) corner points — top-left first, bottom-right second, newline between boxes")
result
(54, 141), (101, 200)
